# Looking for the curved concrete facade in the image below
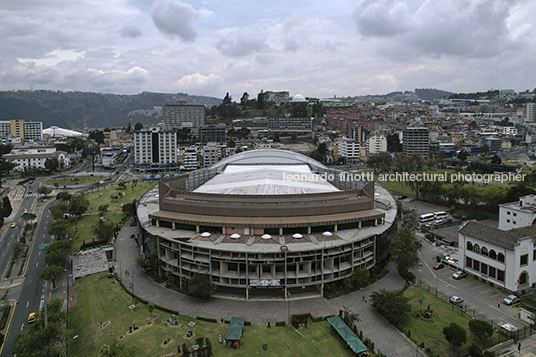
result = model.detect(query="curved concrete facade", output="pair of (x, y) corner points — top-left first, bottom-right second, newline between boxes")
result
(137, 149), (398, 300)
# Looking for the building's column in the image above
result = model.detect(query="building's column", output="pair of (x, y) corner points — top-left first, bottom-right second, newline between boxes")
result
(222, 227), (225, 234)
(307, 227), (311, 234)
(358, 221), (362, 229)
(196, 225), (200, 233)
(172, 222), (176, 230)
(279, 228), (283, 236)
(334, 224), (338, 232)
(156, 220), (160, 228)
(320, 282), (324, 296)
(284, 286), (288, 301)
(374, 218), (378, 226)
(246, 287), (249, 301)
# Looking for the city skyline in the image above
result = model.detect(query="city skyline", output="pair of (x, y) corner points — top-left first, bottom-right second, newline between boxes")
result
(1, 0), (535, 100)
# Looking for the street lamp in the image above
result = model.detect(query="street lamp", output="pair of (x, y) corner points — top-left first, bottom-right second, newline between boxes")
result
(287, 291), (291, 326)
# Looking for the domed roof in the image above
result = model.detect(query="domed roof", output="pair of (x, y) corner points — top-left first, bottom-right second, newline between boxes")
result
(292, 94), (306, 102)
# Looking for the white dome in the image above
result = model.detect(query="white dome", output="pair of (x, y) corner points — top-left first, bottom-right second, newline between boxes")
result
(292, 94), (306, 102)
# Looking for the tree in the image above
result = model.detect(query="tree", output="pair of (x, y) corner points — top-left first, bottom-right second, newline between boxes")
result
(122, 200), (137, 218)
(367, 152), (392, 173)
(88, 130), (105, 144)
(491, 154), (502, 164)
(21, 212), (36, 224)
(98, 204), (109, 216)
(458, 150), (467, 161)
(12, 298), (69, 357)
(92, 219), (116, 243)
(481, 144), (490, 155)
(257, 90), (265, 109)
(339, 306), (360, 330)
(0, 144), (17, 187)
(1, 197), (12, 218)
(390, 225), (422, 272)
(39, 265), (64, 288)
(387, 134), (402, 153)
(12, 242), (25, 260)
(187, 273), (214, 299)
(68, 194), (89, 219)
(55, 191), (71, 202)
(352, 268), (370, 288)
(49, 202), (69, 220)
(44, 251), (69, 267)
(370, 289), (411, 327)
(468, 319), (494, 341)
(443, 322), (467, 349)
(47, 219), (68, 239)
(240, 92), (249, 108)
(134, 122), (143, 130)
(37, 186), (53, 197)
(227, 139), (236, 148)
(469, 120), (479, 130)
(44, 157), (59, 172)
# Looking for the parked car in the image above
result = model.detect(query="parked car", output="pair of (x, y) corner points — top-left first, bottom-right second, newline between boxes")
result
(450, 296), (464, 304)
(503, 295), (520, 305)
(453, 271), (467, 279)
(433, 263), (444, 270)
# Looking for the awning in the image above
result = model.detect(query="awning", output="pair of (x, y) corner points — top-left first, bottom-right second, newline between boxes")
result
(225, 317), (245, 341)
(327, 316), (368, 354)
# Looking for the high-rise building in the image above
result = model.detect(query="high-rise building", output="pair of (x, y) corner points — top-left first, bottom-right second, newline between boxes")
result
(366, 134), (387, 155)
(199, 124), (226, 144)
(338, 138), (360, 164)
(267, 117), (313, 133)
(526, 103), (536, 123)
(403, 127), (429, 159)
(0, 120), (43, 140)
(183, 147), (198, 171)
(162, 102), (205, 129)
(202, 142), (220, 168)
(133, 126), (177, 172)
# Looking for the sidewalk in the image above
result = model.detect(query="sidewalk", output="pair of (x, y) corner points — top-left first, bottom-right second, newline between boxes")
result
(114, 218), (425, 357)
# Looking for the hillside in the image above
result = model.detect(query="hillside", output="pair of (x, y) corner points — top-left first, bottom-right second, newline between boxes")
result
(0, 90), (221, 130)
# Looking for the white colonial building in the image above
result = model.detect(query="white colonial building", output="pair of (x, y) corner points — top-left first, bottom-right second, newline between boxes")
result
(5, 147), (70, 171)
(458, 195), (536, 294)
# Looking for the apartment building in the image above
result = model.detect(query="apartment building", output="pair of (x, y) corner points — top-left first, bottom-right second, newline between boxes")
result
(202, 142), (220, 168)
(267, 117), (313, 133)
(0, 120), (43, 141)
(162, 102), (205, 129)
(366, 134), (387, 155)
(199, 124), (226, 144)
(133, 126), (177, 172)
(337, 138), (360, 164)
(5, 146), (69, 171)
(403, 127), (429, 159)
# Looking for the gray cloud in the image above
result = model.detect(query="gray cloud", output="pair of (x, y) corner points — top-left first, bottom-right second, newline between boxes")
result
(119, 25), (142, 39)
(151, 0), (198, 42)
(353, 0), (411, 37)
(215, 31), (268, 57)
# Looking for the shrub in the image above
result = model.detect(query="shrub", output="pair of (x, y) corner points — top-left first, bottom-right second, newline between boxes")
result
(196, 316), (218, 323)
(275, 321), (286, 326)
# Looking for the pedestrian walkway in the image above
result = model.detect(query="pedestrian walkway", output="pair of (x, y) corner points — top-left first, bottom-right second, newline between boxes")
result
(113, 218), (425, 357)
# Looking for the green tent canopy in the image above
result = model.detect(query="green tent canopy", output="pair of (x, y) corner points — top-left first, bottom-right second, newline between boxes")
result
(327, 316), (368, 355)
(225, 317), (245, 342)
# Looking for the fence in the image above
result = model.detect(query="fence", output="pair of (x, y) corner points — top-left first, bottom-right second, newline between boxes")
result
(416, 279), (536, 356)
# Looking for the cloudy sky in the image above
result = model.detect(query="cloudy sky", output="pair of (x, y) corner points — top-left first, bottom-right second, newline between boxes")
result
(1, 0), (535, 100)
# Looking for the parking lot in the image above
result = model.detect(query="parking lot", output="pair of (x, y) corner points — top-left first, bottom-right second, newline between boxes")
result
(414, 235), (524, 330)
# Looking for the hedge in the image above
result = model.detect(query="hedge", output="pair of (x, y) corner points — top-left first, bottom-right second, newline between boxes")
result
(197, 316), (218, 323)
(275, 321), (286, 326)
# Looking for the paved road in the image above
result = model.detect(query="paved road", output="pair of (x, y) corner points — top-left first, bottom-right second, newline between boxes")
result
(114, 218), (425, 357)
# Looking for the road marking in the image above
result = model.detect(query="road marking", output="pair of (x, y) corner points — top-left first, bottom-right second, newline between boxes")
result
(36, 262), (38, 267)
(472, 285), (485, 290)
(26, 301), (29, 308)
(20, 323), (24, 331)
(38, 251), (41, 255)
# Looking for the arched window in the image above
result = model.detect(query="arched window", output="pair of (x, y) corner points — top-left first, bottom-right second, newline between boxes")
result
(520, 272), (528, 285)
(489, 250), (497, 259)
(498, 253), (505, 262)
(474, 244), (481, 254)
(467, 242), (473, 251)
(481, 247), (488, 256)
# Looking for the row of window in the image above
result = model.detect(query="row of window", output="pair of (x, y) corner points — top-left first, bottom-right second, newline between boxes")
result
(466, 242), (505, 262)
(466, 257), (505, 282)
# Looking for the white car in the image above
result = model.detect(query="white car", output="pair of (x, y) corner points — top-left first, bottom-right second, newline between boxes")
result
(452, 271), (467, 280)
(450, 296), (464, 304)
(503, 295), (520, 305)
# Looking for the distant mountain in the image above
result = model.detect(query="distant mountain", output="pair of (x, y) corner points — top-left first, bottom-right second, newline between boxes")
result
(0, 90), (221, 130)
(414, 88), (453, 100)
(344, 88), (452, 102)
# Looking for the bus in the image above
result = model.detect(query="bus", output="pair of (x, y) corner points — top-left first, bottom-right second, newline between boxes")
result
(419, 213), (435, 223)
(434, 211), (448, 220)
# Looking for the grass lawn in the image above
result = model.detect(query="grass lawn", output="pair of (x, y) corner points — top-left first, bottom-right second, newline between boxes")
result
(69, 273), (356, 357)
(46, 175), (103, 187)
(84, 181), (157, 213)
(402, 285), (499, 356)
(376, 180), (414, 196)
(69, 212), (124, 252)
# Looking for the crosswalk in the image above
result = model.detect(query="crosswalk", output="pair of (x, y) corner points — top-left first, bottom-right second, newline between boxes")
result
(24, 194), (37, 198)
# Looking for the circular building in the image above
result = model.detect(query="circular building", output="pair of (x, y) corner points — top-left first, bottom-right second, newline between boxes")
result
(137, 149), (397, 300)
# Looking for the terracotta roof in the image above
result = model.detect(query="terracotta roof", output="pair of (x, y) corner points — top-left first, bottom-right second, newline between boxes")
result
(459, 221), (536, 249)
